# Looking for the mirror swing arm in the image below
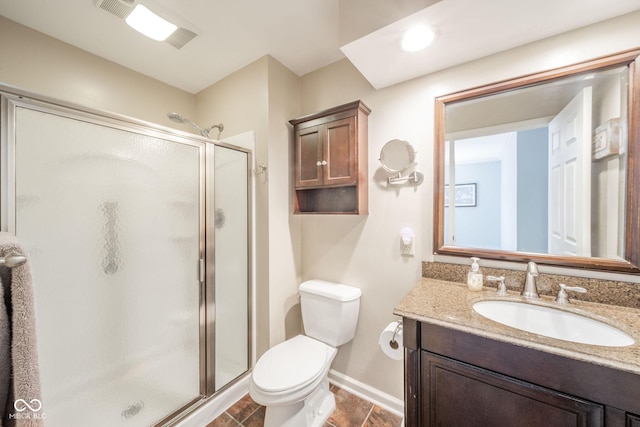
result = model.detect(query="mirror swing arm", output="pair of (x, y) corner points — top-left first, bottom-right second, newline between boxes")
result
(433, 48), (640, 273)
(388, 170), (424, 185)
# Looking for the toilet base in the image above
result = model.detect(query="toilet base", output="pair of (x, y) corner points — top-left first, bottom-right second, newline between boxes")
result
(263, 377), (335, 427)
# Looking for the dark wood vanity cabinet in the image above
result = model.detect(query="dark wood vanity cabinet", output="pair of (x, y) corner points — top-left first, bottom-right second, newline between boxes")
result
(289, 100), (370, 214)
(422, 352), (603, 426)
(628, 415), (640, 427)
(402, 319), (640, 427)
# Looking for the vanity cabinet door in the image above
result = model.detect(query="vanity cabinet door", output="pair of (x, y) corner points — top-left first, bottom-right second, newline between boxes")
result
(627, 414), (640, 426)
(422, 352), (604, 427)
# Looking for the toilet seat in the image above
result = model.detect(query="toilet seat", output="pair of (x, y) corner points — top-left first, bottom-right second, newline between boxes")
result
(252, 335), (334, 395)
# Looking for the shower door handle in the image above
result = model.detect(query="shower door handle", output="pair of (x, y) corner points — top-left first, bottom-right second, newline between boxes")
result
(198, 259), (205, 283)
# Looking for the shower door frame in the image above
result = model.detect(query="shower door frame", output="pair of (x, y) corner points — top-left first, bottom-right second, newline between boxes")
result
(205, 141), (253, 397)
(0, 85), (253, 427)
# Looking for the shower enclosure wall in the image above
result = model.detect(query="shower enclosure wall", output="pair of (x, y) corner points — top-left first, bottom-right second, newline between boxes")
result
(0, 89), (252, 427)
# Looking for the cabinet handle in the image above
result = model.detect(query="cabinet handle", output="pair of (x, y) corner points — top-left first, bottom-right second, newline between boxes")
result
(321, 160), (327, 166)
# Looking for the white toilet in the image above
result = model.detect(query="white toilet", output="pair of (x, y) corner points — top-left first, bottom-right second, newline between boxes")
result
(249, 279), (361, 427)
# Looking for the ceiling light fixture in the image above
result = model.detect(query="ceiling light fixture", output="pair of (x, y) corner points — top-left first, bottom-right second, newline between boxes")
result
(401, 25), (436, 52)
(125, 4), (177, 41)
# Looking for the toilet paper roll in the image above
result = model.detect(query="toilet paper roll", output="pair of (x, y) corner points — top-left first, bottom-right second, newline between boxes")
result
(379, 321), (403, 361)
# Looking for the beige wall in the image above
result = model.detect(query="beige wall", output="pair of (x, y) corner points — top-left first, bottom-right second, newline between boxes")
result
(298, 10), (640, 400)
(196, 55), (303, 356)
(196, 57), (269, 140)
(197, 57), (271, 358)
(0, 16), (195, 126)
(265, 58), (303, 347)
(299, 65), (427, 399)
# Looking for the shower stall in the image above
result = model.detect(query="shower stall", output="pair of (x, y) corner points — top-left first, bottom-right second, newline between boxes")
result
(0, 89), (252, 426)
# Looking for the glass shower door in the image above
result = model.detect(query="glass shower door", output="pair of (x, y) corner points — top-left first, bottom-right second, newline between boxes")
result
(209, 144), (250, 391)
(10, 104), (204, 427)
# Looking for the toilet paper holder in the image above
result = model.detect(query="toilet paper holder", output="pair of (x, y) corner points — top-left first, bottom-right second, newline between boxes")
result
(389, 321), (403, 350)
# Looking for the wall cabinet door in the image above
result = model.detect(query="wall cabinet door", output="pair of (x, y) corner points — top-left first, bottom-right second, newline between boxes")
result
(422, 352), (604, 427)
(295, 125), (323, 188)
(294, 116), (357, 188)
(324, 116), (357, 186)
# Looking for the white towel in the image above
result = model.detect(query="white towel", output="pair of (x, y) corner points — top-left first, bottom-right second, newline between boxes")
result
(0, 232), (43, 427)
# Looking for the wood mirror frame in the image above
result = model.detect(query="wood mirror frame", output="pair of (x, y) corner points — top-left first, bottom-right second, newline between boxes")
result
(433, 48), (640, 273)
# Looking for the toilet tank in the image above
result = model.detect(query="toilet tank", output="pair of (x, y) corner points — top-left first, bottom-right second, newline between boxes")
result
(299, 280), (361, 347)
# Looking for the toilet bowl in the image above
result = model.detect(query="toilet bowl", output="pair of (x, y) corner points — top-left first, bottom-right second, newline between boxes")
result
(249, 280), (361, 427)
(249, 335), (337, 426)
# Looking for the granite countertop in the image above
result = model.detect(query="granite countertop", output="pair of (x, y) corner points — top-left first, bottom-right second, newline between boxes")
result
(393, 278), (640, 376)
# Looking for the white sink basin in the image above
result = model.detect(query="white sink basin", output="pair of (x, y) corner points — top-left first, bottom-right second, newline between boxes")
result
(472, 300), (634, 347)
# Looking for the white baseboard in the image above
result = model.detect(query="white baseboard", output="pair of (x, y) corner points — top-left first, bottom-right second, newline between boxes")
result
(328, 369), (404, 417)
(172, 374), (250, 427)
(171, 370), (404, 426)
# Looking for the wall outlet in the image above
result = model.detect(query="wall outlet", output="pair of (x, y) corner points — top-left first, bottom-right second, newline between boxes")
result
(401, 240), (415, 257)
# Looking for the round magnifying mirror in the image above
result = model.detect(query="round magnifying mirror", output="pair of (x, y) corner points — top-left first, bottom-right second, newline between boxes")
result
(379, 139), (416, 173)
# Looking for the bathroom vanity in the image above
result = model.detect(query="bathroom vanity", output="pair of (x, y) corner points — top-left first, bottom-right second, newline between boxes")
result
(394, 279), (640, 427)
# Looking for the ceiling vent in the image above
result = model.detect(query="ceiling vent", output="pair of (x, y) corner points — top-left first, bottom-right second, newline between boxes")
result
(165, 28), (198, 49)
(97, 0), (134, 19)
(95, 0), (197, 49)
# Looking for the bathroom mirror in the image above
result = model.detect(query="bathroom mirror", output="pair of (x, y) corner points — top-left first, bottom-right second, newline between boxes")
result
(380, 139), (424, 185)
(433, 49), (640, 273)
(380, 139), (416, 172)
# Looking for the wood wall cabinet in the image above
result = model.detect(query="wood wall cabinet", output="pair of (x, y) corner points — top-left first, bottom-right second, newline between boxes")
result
(289, 100), (370, 214)
(402, 319), (640, 427)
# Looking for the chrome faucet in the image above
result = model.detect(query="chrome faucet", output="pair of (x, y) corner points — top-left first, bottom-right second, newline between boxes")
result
(522, 261), (540, 299)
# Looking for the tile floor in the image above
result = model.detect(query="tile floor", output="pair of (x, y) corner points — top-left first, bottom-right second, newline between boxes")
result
(206, 384), (403, 427)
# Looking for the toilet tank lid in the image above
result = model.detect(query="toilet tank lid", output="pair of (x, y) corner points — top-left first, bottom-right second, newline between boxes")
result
(299, 280), (361, 301)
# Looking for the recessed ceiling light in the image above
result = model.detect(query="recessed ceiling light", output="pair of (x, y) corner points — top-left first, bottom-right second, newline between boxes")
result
(401, 26), (436, 52)
(125, 4), (178, 41)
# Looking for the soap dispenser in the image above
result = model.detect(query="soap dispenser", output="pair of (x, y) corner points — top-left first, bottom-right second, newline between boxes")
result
(467, 257), (484, 291)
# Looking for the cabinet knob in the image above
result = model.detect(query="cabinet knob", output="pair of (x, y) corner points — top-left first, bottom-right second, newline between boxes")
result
(321, 160), (327, 166)
(316, 161), (322, 166)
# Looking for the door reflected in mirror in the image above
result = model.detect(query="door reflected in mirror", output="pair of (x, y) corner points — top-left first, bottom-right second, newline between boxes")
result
(434, 50), (640, 272)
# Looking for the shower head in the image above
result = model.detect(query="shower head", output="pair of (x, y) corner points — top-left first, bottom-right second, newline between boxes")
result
(167, 112), (224, 139)
(168, 112), (188, 124)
